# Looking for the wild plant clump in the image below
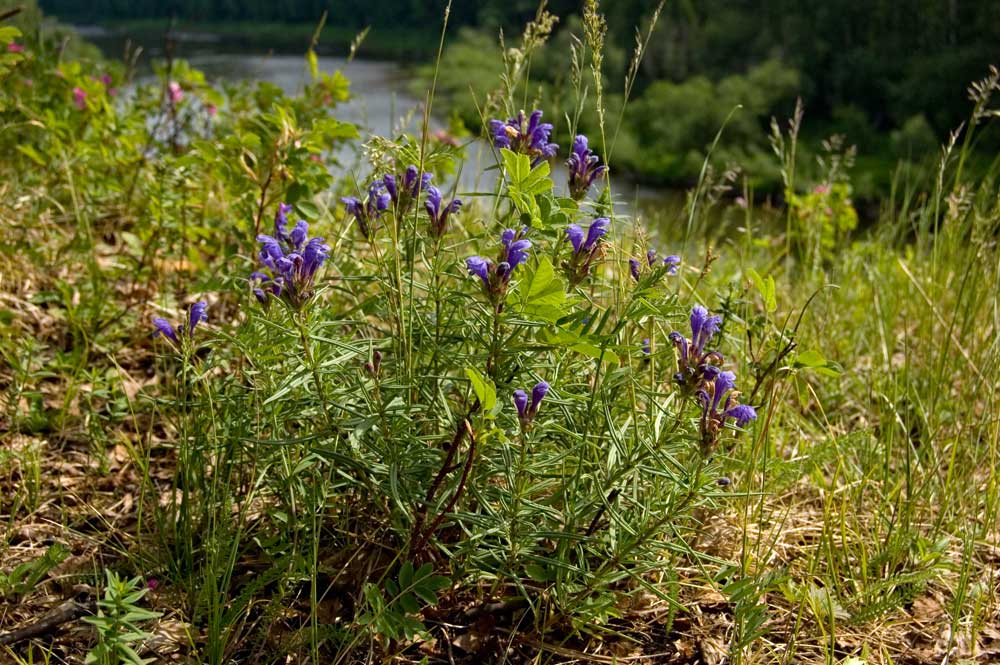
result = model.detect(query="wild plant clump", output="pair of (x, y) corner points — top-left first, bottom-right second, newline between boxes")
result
(2, 7), (999, 665)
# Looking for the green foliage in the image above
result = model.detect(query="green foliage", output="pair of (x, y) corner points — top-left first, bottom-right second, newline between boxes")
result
(83, 571), (162, 665)
(3, 4), (1000, 663)
(357, 562), (450, 643)
(0, 543), (69, 600)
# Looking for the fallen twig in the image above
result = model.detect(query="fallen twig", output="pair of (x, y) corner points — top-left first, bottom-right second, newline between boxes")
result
(0, 599), (94, 646)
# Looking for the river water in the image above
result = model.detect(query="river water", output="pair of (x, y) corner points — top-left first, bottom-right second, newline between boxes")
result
(80, 26), (684, 222)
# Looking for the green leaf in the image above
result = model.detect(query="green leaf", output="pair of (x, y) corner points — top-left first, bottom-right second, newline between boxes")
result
(747, 268), (777, 312)
(294, 200), (319, 220)
(520, 257), (567, 322)
(793, 350), (841, 376)
(570, 342), (619, 365)
(15, 145), (45, 166)
(525, 257), (565, 307)
(464, 367), (496, 413)
(398, 593), (421, 614)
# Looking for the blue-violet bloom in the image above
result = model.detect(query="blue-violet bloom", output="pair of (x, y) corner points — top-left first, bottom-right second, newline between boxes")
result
(425, 186), (462, 238)
(514, 380), (549, 427)
(566, 134), (607, 200)
(383, 165), (432, 214)
(252, 205), (330, 309)
(342, 182), (391, 240)
(152, 301), (208, 346)
(489, 109), (558, 166)
(696, 370), (757, 450)
(669, 305), (724, 389)
(563, 217), (609, 286)
(466, 227), (532, 312)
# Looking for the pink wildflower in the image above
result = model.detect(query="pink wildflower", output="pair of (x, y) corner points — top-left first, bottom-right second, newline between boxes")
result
(168, 81), (184, 104)
(72, 87), (87, 110)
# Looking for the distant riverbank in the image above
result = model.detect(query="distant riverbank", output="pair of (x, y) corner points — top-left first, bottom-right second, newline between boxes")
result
(79, 19), (437, 61)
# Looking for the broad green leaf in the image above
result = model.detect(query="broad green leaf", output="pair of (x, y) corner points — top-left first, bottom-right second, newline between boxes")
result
(747, 268), (776, 312)
(464, 367), (496, 413)
(793, 350), (841, 376)
(525, 257), (565, 307)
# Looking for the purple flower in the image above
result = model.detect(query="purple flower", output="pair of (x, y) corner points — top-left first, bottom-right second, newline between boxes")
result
(642, 338), (651, 356)
(489, 109), (558, 166)
(514, 380), (549, 426)
(584, 218), (610, 251)
(383, 165), (432, 214)
(342, 182), (391, 240)
(152, 302), (208, 346)
(251, 206), (329, 308)
(690, 305), (722, 358)
(506, 239), (532, 267)
(669, 306), (724, 390)
(566, 224), (584, 254)
(274, 203), (293, 240)
(629, 258), (641, 281)
(566, 134), (607, 200)
(425, 186), (462, 238)
(697, 370), (757, 450)
(632, 248), (681, 282)
(563, 218), (609, 286)
(365, 349), (383, 376)
(513, 390), (528, 419)
(467, 228), (532, 311)
(152, 317), (178, 343)
(188, 301), (208, 336)
(466, 256), (492, 288)
(403, 165), (432, 198)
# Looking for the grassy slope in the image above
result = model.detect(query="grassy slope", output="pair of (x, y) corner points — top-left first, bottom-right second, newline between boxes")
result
(1, 26), (999, 665)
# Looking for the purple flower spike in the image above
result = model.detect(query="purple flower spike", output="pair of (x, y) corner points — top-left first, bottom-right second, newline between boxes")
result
(187, 301), (208, 336)
(584, 218), (610, 251)
(251, 214), (329, 308)
(564, 218), (610, 286)
(513, 390), (528, 419)
(425, 186), (462, 238)
(530, 381), (549, 412)
(383, 165), (432, 214)
(342, 182), (390, 240)
(647, 249), (657, 266)
(515, 380), (549, 427)
(629, 258), (641, 281)
(664, 255), (681, 275)
(506, 239), (532, 267)
(566, 224), (584, 254)
(468, 228), (532, 311)
(642, 338), (651, 355)
(152, 317), (178, 343)
(566, 134), (607, 200)
(489, 109), (558, 166)
(466, 256), (492, 287)
(669, 306), (725, 390)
